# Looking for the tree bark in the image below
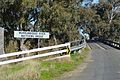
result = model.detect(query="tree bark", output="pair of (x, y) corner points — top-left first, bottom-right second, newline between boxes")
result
(53, 35), (58, 45)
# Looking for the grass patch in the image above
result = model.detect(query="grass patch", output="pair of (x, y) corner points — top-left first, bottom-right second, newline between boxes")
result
(0, 47), (89, 80)
(70, 47), (89, 66)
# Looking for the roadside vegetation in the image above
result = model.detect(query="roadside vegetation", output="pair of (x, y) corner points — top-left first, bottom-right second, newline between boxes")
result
(0, 0), (119, 53)
(0, 47), (89, 80)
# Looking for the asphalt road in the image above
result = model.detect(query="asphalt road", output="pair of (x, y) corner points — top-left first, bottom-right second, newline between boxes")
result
(61, 42), (120, 80)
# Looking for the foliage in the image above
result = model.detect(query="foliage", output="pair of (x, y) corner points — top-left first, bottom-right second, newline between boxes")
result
(83, 0), (120, 41)
(0, 0), (120, 52)
(0, 0), (83, 52)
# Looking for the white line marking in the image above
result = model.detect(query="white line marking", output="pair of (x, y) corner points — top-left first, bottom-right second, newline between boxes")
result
(95, 43), (106, 50)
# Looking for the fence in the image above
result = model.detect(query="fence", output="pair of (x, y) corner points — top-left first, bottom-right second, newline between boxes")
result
(0, 40), (86, 65)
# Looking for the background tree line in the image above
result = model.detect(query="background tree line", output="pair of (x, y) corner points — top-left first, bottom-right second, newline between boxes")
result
(0, 0), (119, 53)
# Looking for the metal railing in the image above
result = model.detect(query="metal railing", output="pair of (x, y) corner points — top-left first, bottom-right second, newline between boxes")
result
(99, 39), (120, 49)
(70, 40), (86, 51)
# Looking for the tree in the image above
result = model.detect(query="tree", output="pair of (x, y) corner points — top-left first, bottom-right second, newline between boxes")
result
(0, 0), (38, 52)
(0, 0), (83, 52)
(36, 1), (81, 46)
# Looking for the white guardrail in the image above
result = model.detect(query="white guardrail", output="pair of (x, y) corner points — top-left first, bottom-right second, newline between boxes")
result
(0, 40), (86, 65)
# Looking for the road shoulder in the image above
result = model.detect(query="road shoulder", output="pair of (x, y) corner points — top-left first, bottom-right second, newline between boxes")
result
(57, 47), (92, 80)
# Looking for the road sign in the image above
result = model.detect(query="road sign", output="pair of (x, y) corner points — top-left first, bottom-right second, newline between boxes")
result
(67, 46), (71, 55)
(14, 31), (49, 39)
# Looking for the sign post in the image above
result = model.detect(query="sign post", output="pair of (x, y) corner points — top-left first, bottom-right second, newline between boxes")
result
(38, 38), (40, 48)
(0, 27), (4, 55)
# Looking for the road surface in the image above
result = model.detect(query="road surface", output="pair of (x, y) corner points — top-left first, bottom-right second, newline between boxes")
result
(60, 42), (120, 80)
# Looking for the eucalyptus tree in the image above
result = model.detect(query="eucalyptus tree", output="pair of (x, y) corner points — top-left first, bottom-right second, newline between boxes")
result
(97, 0), (120, 40)
(0, 0), (38, 51)
(83, 0), (120, 40)
(0, 0), (84, 52)
(106, 0), (120, 24)
(33, 0), (83, 46)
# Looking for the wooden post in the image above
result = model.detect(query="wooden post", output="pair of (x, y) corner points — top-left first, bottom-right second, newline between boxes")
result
(38, 38), (40, 48)
(0, 27), (4, 55)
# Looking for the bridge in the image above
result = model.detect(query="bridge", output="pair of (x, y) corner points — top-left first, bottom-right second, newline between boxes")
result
(60, 40), (120, 80)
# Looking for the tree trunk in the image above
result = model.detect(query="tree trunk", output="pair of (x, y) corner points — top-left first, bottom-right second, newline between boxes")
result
(53, 35), (58, 45)
(16, 23), (28, 58)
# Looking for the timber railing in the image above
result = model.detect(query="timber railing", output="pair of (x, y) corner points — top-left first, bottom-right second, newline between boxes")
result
(0, 40), (86, 65)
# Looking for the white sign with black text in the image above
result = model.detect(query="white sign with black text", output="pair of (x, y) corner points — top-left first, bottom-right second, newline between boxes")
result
(14, 31), (49, 39)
